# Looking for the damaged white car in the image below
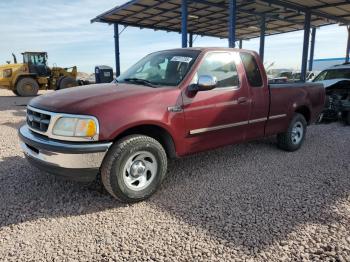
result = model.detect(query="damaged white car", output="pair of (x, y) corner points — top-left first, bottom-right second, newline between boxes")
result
(313, 63), (350, 124)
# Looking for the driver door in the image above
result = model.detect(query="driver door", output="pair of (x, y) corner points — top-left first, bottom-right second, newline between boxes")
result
(182, 51), (250, 154)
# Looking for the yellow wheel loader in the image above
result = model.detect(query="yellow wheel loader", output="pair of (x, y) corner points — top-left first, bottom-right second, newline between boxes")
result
(0, 52), (78, 96)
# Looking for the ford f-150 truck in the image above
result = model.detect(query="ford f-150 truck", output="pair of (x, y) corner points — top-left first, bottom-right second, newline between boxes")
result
(19, 48), (325, 202)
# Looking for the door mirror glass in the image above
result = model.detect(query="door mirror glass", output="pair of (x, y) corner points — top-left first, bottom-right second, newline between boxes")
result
(190, 75), (217, 91)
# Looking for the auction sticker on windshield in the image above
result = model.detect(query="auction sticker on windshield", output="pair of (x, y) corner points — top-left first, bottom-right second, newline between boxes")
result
(171, 56), (193, 63)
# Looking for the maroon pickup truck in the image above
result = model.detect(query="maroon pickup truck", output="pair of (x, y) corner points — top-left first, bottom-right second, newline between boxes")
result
(19, 48), (325, 202)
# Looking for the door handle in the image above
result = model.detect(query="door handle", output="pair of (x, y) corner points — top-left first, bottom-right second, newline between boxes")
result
(237, 97), (248, 104)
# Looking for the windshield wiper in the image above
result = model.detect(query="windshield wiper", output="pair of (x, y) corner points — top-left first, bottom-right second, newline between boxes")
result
(123, 78), (157, 88)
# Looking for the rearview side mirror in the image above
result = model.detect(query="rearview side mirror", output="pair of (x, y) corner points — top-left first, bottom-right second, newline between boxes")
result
(189, 75), (217, 92)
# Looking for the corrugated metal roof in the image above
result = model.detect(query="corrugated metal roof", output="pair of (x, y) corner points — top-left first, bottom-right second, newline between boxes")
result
(92, 0), (350, 40)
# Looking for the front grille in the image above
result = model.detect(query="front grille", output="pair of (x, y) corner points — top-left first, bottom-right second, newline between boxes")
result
(27, 107), (51, 133)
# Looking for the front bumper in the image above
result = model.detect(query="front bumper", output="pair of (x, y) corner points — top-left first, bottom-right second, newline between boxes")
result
(18, 125), (112, 182)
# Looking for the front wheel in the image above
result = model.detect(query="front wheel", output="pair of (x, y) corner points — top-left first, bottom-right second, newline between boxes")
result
(101, 135), (168, 202)
(277, 113), (307, 152)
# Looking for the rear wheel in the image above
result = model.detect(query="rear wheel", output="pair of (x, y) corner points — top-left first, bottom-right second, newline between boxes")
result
(16, 78), (39, 97)
(101, 135), (168, 202)
(58, 76), (77, 89)
(277, 113), (307, 152)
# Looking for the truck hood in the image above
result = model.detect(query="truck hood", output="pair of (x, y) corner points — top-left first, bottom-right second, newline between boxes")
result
(29, 83), (177, 114)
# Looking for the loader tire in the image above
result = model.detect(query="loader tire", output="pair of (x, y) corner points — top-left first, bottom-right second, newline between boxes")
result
(59, 77), (77, 89)
(16, 78), (39, 97)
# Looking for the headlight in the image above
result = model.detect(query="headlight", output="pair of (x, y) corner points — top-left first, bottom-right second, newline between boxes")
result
(3, 69), (12, 78)
(52, 117), (98, 139)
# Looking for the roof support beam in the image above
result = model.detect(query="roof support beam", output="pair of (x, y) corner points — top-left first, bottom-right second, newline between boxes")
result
(312, 1), (350, 9)
(114, 23), (121, 77)
(190, 0), (305, 26)
(261, 0), (350, 24)
(309, 27), (316, 71)
(181, 0), (188, 48)
(259, 14), (266, 62)
(301, 11), (311, 82)
(228, 0), (237, 48)
(346, 26), (350, 63)
(239, 39), (243, 49)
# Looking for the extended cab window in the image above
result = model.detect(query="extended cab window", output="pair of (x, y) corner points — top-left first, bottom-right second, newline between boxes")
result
(195, 52), (239, 88)
(240, 53), (263, 87)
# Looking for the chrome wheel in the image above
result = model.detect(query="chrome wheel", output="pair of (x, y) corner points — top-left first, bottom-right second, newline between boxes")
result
(291, 121), (304, 145)
(122, 151), (158, 191)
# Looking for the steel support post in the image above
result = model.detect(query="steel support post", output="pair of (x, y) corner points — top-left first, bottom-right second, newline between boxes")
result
(181, 0), (188, 48)
(346, 26), (350, 63)
(189, 32), (193, 47)
(114, 23), (121, 77)
(228, 0), (236, 48)
(308, 27), (316, 71)
(259, 14), (266, 62)
(301, 11), (311, 82)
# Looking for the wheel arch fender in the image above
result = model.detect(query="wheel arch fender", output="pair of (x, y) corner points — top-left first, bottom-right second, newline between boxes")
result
(286, 90), (312, 125)
(294, 105), (311, 124)
(111, 122), (177, 159)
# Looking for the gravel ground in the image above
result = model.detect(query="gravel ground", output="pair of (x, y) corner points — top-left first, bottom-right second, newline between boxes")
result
(0, 88), (350, 261)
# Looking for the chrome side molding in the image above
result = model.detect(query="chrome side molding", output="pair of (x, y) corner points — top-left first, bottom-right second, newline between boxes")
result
(269, 114), (287, 120)
(190, 114), (287, 135)
(190, 120), (249, 135)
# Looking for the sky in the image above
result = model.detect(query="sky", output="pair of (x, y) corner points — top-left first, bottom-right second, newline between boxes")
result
(0, 0), (349, 73)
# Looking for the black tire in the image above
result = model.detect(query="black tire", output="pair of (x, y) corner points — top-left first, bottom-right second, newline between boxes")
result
(277, 113), (307, 152)
(56, 76), (65, 90)
(101, 135), (168, 202)
(345, 112), (350, 125)
(16, 78), (39, 97)
(58, 76), (77, 89)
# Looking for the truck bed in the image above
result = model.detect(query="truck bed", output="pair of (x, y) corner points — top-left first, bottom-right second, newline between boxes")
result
(265, 82), (325, 136)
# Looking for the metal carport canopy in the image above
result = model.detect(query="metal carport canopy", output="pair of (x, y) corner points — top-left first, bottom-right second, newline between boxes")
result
(92, 0), (350, 81)
(92, 0), (350, 40)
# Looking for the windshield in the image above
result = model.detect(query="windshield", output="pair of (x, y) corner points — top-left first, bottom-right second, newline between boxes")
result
(23, 53), (47, 66)
(313, 68), (350, 82)
(117, 50), (200, 87)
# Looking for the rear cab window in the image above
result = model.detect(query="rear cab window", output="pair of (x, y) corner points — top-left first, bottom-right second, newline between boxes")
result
(240, 53), (263, 87)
